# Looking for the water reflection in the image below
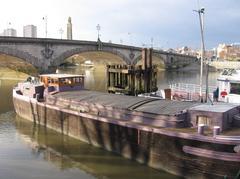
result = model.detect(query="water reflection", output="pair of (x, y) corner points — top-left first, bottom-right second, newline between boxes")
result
(58, 66), (220, 92)
(0, 79), (19, 113)
(15, 115), (181, 179)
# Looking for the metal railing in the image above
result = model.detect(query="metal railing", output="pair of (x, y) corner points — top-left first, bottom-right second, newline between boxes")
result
(169, 83), (216, 101)
(169, 83), (216, 93)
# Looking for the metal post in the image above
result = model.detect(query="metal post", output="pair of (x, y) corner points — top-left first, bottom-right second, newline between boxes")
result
(43, 16), (48, 38)
(59, 28), (63, 39)
(96, 24), (100, 40)
(205, 61), (209, 102)
(194, 8), (205, 103)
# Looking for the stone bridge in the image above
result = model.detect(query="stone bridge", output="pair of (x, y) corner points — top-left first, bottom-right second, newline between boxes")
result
(0, 36), (197, 72)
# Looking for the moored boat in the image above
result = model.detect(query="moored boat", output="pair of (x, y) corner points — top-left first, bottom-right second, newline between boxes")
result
(13, 73), (240, 179)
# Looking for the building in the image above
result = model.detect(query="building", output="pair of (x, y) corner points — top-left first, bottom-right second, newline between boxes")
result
(67, 17), (72, 40)
(217, 43), (240, 60)
(175, 46), (198, 56)
(23, 25), (37, 38)
(2, 28), (17, 37)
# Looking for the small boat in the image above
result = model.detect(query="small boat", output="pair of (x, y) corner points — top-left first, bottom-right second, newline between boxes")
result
(81, 60), (94, 68)
(217, 68), (240, 103)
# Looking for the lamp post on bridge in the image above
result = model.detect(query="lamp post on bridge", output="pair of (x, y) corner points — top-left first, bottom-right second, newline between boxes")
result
(151, 37), (154, 48)
(59, 28), (64, 39)
(194, 7), (205, 103)
(42, 16), (48, 38)
(96, 24), (101, 40)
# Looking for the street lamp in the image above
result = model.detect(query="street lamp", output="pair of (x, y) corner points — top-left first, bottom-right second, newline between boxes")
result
(59, 28), (64, 39)
(194, 7), (205, 103)
(96, 24), (101, 40)
(127, 32), (133, 46)
(151, 37), (154, 48)
(42, 16), (48, 38)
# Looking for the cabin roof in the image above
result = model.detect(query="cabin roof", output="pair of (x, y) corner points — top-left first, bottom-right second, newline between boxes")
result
(189, 103), (238, 113)
(40, 74), (84, 79)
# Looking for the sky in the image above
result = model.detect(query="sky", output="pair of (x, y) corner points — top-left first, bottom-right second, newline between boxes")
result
(0, 0), (239, 49)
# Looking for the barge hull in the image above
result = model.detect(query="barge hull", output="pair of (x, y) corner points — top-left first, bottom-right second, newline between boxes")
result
(13, 92), (240, 179)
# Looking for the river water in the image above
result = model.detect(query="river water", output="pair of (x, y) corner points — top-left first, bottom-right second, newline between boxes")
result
(0, 66), (220, 179)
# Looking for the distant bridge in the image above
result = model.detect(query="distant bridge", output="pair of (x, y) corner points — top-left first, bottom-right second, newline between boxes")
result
(0, 36), (197, 72)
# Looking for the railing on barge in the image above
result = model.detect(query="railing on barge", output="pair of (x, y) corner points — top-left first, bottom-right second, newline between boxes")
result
(169, 83), (216, 101)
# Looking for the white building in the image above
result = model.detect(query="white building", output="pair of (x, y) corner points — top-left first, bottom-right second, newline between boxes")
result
(2, 28), (17, 37)
(23, 25), (37, 38)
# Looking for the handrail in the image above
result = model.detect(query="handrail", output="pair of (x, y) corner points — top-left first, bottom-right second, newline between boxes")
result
(169, 83), (216, 93)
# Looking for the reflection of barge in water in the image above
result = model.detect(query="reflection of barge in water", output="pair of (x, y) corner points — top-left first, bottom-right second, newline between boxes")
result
(13, 74), (240, 179)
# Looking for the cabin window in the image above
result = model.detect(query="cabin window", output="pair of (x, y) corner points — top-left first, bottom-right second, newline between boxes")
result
(52, 79), (58, 84)
(79, 78), (82, 83)
(196, 115), (211, 126)
(75, 77), (82, 84)
(230, 83), (240, 95)
(47, 78), (50, 83)
(59, 78), (65, 85)
(75, 77), (80, 83)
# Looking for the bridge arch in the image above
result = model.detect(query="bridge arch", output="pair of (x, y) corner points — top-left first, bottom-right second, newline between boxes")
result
(54, 47), (131, 66)
(0, 46), (40, 68)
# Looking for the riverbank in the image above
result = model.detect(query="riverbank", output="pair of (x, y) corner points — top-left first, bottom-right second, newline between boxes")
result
(0, 54), (37, 75)
(0, 67), (28, 80)
(209, 61), (240, 70)
(175, 62), (217, 72)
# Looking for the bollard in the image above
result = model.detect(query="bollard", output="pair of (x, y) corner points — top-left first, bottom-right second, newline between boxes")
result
(213, 126), (220, 136)
(198, 124), (205, 135)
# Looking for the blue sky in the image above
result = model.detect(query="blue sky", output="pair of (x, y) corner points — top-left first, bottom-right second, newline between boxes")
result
(0, 0), (239, 49)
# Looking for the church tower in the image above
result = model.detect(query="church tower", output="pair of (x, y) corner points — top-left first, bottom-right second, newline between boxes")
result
(67, 17), (72, 40)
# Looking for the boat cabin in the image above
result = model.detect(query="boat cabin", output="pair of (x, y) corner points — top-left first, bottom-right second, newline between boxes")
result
(40, 74), (84, 92)
(218, 69), (240, 103)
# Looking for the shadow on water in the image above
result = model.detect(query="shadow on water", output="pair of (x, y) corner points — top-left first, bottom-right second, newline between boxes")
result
(13, 114), (182, 179)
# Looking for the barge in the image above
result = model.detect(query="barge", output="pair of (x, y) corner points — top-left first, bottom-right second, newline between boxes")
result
(13, 74), (240, 179)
